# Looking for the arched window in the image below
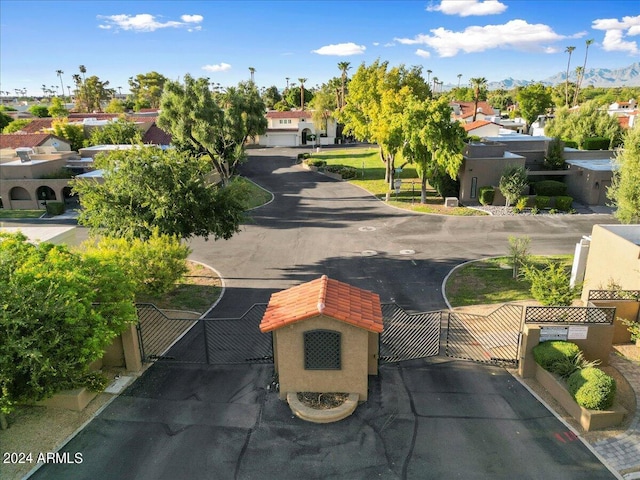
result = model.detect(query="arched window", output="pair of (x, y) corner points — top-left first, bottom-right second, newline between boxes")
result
(304, 330), (341, 370)
(9, 187), (31, 200)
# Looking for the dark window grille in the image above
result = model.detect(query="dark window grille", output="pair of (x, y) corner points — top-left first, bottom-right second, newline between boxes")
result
(304, 330), (341, 370)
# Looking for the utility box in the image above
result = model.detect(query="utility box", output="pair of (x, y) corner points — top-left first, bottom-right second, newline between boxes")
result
(445, 197), (459, 207)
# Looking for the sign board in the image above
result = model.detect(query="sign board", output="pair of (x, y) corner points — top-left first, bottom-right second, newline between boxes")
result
(568, 325), (589, 340)
(393, 179), (402, 193)
(539, 326), (568, 342)
(395, 168), (403, 173)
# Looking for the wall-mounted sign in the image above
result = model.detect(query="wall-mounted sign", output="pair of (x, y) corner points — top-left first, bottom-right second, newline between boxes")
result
(540, 326), (568, 342)
(568, 325), (589, 340)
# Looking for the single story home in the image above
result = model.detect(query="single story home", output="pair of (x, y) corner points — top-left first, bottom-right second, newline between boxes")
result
(257, 110), (337, 147)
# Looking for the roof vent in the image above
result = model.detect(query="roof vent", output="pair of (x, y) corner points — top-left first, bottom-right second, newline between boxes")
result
(15, 147), (34, 163)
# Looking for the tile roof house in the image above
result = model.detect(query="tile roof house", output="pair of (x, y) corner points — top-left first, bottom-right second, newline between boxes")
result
(257, 110), (337, 147)
(260, 275), (383, 401)
(462, 120), (501, 137)
(450, 101), (497, 123)
(0, 133), (70, 151)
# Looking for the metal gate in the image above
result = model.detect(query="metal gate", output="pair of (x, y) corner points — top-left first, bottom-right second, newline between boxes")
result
(136, 303), (272, 365)
(445, 304), (523, 366)
(379, 303), (442, 363)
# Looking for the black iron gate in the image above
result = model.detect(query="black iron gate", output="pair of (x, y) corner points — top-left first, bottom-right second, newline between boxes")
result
(379, 303), (442, 363)
(136, 303), (272, 365)
(445, 304), (523, 366)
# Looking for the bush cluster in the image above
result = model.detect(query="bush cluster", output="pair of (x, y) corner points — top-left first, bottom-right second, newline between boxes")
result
(478, 186), (495, 206)
(582, 137), (611, 151)
(297, 153), (311, 161)
(306, 159), (326, 167)
(533, 341), (581, 372)
(45, 202), (65, 216)
(532, 180), (567, 196)
(555, 196), (574, 212)
(534, 195), (551, 210)
(324, 164), (357, 179)
(567, 367), (616, 410)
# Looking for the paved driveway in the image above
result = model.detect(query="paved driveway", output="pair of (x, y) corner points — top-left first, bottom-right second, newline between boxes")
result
(29, 147), (617, 479)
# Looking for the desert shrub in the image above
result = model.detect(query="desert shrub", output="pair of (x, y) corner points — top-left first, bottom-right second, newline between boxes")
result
(478, 186), (495, 205)
(551, 351), (601, 379)
(531, 206), (539, 215)
(324, 165), (357, 179)
(306, 159), (326, 167)
(532, 341), (581, 373)
(513, 197), (528, 213)
(532, 180), (567, 196)
(621, 318), (640, 341)
(567, 367), (616, 410)
(535, 195), (551, 209)
(555, 196), (573, 211)
(582, 137), (611, 151)
(522, 261), (580, 306)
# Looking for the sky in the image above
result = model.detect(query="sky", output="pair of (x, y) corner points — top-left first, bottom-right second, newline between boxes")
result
(1, 0), (639, 96)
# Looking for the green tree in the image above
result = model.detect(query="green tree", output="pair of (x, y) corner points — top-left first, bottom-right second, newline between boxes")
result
(158, 75), (266, 185)
(401, 96), (466, 203)
(284, 86), (313, 109)
(0, 232), (136, 416)
(28, 104), (50, 117)
(261, 85), (282, 109)
(544, 101), (622, 149)
(128, 71), (167, 109)
(88, 117), (142, 145)
(75, 75), (114, 113)
(80, 233), (190, 297)
(470, 77), (487, 122)
(522, 261), (580, 306)
(340, 60), (431, 188)
(517, 83), (553, 126)
(573, 39), (594, 106)
(48, 96), (69, 118)
(2, 118), (31, 133)
(337, 61), (351, 109)
(105, 98), (126, 113)
(71, 146), (248, 240)
(499, 164), (529, 207)
(544, 137), (565, 170)
(310, 83), (339, 139)
(608, 125), (640, 224)
(0, 110), (12, 131)
(507, 235), (530, 279)
(52, 118), (86, 151)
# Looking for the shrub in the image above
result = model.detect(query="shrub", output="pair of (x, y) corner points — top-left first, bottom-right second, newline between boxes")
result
(306, 159), (326, 167)
(563, 139), (579, 149)
(620, 318), (640, 341)
(324, 165), (357, 179)
(583, 137), (611, 151)
(296, 153), (311, 161)
(431, 170), (460, 198)
(535, 195), (551, 209)
(533, 341), (581, 373)
(522, 261), (581, 306)
(531, 206), (539, 215)
(45, 202), (65, 215)
(513, 197), (528, 213)
(499, 164), (529, 207)
(551, 351), (601, 379)
(478, 186), (495, 205)
(532, 180), (567, 196)
(555, 196), (573, 211)
(567, 367), (616, 410)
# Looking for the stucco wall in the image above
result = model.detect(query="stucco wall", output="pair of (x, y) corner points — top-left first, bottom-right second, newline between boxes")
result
(581, 225), (640, 302)
(458, 154), (526, 203)
(274, 315), (374, 401)
(1, 178), (72, 209)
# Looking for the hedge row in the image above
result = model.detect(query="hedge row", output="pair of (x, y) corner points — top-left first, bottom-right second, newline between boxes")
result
(532, 180), (567, 196)
(324, 165), (358, 180)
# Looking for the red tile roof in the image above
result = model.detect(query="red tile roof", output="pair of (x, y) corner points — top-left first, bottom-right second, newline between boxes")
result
(266, 110), (311, 119)
(463, 120), (499, 132)
(20, 118), (54, 133)
(142, 124), (172, 145)
(0, 133), (66, 149)
(259, 275), (383, 333)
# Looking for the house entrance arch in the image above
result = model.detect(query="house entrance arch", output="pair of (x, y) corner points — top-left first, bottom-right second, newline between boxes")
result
(301, 128), (312, 145)
(9, 186), (31, 201)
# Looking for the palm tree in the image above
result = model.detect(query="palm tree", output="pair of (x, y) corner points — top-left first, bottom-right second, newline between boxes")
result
(79, 64), (86, 83)
(56, 69), (65, 100)
(564, 46), (575, 106)
(337, 61), (351, 109)
(249, 67), (256, 83)
(572, 67), (583, 106)
(285, 77), (290, 93)
(298, 77), (307, 110)
(427, 69), (432, 85)
(457, 73), (462, 89)
(573, 39), (593, 106)
(432, 76), (439, 94)
(470, 77), (487, 122)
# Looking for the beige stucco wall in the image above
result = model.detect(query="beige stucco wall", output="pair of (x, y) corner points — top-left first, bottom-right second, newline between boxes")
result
(273, 315), (376, 401)
(564, 166), (612, 206)
(1, 178), (72, 209)
(581, 225), (640, 302)
(458, 153), (526, 203)
(519, 322), (615, 378)
(590, 300), (640, 344)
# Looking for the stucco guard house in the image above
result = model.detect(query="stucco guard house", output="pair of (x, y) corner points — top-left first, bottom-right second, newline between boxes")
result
(259, 275), (383, 402)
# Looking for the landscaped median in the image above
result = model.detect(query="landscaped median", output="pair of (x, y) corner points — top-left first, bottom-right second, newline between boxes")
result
(301, 147), (487, 216)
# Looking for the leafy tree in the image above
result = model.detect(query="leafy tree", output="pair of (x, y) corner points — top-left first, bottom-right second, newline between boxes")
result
(158, 75), (266, 185)
(261, 85), (282, 109)
(88, 117), (142, 145)
(486, 88), (513, 111)
(28, 104), (50, 117)
(522, 261), (580, 306)
(499, 164), (529, 207)
(71, 146), (248, 240)
(0, 232), (136, 416)
(80, 233), (190, 297)
(310, 83), (339, 138)
(517, 83), (553, 126)
(544, 137), (565, 170)
(544, 101), (622, 149)
(401, 96), (466, 203)
(48, 96), (69, 118)
(284, 86), (313, 109)
(105, 98), (126, 113)
(52, 118), (86, 151)
(608, 125), (640, 224)
(0, 110), (12, 131)
(508, 235), (530, 279)
(74, 74), (114, 113)
(2, 118), (31, 133)
(340, 60), (432, 188)
(128, 71), (167, 109)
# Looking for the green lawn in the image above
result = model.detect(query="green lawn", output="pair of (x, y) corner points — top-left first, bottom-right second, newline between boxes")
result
(446, 255), (574, 307)
(232, 176), (273, 210)
(0, 209), (45, 219)
(309, 147), (486, 216)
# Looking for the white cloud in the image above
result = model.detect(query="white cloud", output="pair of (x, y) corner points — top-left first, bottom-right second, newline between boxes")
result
(372, 42), (380, 46)
(416, 49), (431, 58)
(312, 42), (366, 56)
(395, 19), (566, 57)
(593, 15), (640, 55)
(97, 13), (203, 32)
(427, 0), (507, 17)
(202, 63), (231, 72)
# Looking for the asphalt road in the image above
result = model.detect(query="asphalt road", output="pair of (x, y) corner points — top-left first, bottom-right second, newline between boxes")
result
(27, 147), (618, 479)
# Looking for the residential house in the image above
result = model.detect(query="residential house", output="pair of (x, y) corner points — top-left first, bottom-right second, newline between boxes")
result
(450, 101), (496, 123)
(607, 100), (638, 130)
(258, 110), (337, 147)
(463, 120), (502, 138)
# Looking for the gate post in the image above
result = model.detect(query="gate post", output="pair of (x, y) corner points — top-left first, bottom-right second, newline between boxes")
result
(123, 323), (143, 371)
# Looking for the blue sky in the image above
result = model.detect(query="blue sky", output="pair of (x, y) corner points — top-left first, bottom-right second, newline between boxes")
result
(1, 0), (639, 96)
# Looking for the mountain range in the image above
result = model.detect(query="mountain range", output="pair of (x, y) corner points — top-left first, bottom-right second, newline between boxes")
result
(443, 62), (640, 90)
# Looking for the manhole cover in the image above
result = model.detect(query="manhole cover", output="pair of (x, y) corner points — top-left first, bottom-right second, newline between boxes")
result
(358, 226), (376, 232)
(361, 250), (378, 256)
(399, 249), (415, 255)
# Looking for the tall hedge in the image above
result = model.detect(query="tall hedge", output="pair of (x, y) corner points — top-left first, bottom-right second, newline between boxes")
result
(583, 137), (611, 151)
(532, 180), (567, 196)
